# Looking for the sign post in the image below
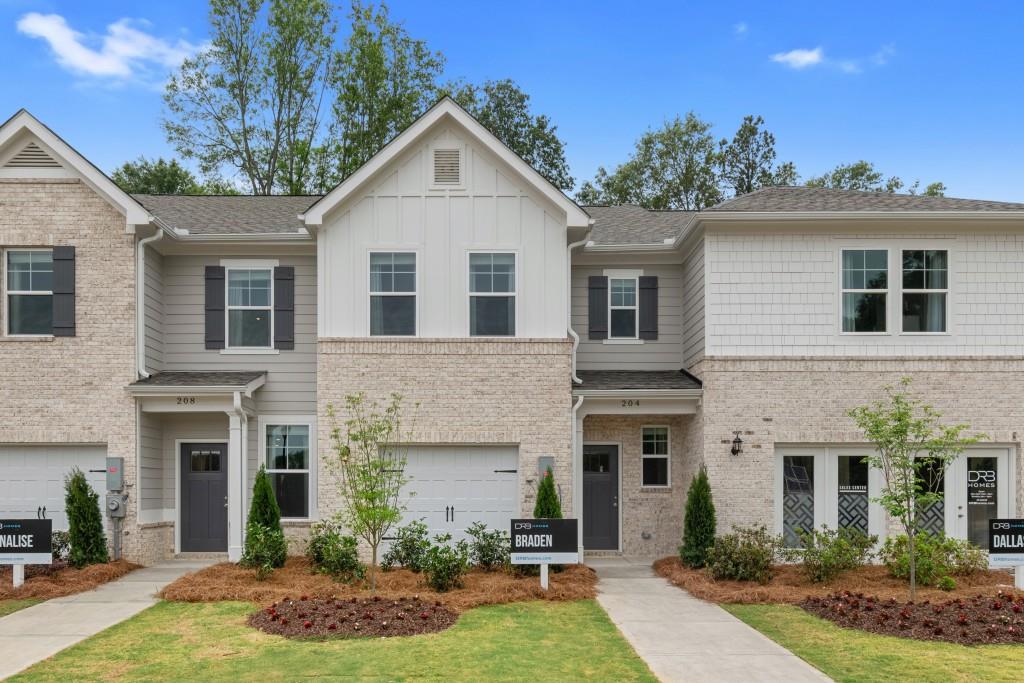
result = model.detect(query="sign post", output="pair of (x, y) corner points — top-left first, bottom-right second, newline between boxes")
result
(988, 519), (1024, 589)
(0, 519), (53, 588)
(510, 519), (579, 591)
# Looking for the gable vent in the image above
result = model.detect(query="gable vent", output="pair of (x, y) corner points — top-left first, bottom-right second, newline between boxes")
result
(432, 148), (461, 186)
(4, 142), (60, 169)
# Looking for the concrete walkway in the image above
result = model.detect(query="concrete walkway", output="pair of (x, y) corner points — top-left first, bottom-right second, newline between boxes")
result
(0, 559), (212, 680)
(590, 557), (831, 683)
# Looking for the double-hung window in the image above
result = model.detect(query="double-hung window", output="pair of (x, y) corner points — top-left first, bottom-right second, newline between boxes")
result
(609, 277), (638, 339)
(265, 423), (310, 518)
(469, 252), (515, 336)
(370, 252), (416, 336)
(227, 268), (272, 348)
(902, 249), (947, 333)
(641, 426), (670, 487)
(841, 249), (888, 333)
(5, 249), (53, 336)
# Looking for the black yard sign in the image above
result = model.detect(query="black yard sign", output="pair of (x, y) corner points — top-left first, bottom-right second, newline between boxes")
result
(989, 519), (1024, 567)
(510, 519), (579, 565)
(0, 519), (53, 565)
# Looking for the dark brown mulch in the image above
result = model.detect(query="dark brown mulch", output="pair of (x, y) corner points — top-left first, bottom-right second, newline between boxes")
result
(653, 556), (1016, 604)
(802, 590), (1024, 644)
(248, 595), (459, 639)
(0, 560), (139, 600)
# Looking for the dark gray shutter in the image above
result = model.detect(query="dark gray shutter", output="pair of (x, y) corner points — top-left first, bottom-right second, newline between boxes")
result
(204, 266), (225, 350)
(639, 275), (658, 340)
(588, 275), (608, 340)
(274, 266), (294, 350)
(51, 246), (75, 337)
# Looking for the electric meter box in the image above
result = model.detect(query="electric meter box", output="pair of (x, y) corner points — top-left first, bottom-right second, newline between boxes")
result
(106, 457), (124, 492)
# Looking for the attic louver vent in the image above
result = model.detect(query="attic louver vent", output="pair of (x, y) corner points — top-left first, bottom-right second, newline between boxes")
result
(4, 142), (60, 168)
(432, 148), (461, 186)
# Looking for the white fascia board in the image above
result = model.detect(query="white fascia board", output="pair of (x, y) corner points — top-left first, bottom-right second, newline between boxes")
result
(696, 210), (1024, 223)
(302, 98), (590, 229)
(0, 110), (153, 228)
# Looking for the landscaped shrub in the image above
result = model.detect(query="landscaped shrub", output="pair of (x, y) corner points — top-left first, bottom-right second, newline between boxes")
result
(706, 525), (780, 584)
(381, 520), (430, 572)
(423, 533), (470, 592)
(241, 523), (288, 580)
(64, 468), (109, 568)
(937, 575), (957, 591)
(786, 526), (877, 583)
(533, 467), (563, 518)
(879, 532), (987, 586)
(51, 530), (71, 562)
(465, 522), (510, 571)
(307, 519), (365, 582)
(679, 466), (716, 568)
(248, 466), (282, 530)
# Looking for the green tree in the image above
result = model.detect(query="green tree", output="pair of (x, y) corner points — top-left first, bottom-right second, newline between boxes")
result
(806, 160), (944, 195)
(64, 468), (108, 568)
(923, 181), (947, 197)
(576, 113), (722, 210)
(450, 79), (574, 191)
(247, 465), (282, 530)
(111, 156), (238, 195)
(533, 467), (563, 518)
(164, 0), (335, 194)
(847, 378), (984, 599)
(679, 466), (716, 568)
(327, 392), (414, 590)
(718, 115), (797, 196)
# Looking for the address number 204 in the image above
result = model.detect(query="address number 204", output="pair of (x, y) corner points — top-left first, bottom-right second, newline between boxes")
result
(621, 399), (641, 408)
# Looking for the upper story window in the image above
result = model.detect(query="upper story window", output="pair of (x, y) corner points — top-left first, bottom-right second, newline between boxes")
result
(227, 268), (272, 348)
(5, 249), (52, 336)
(841, 249), (888, 333)
(641, 426), (670, 487)
(609, 277), (638, 339)
(370, 252), (416, 336)
(902, 250), (947, 333)
(469, 252), (515, 336)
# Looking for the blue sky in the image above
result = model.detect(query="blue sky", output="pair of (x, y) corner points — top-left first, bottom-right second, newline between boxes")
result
(1, 0), (1021, 200)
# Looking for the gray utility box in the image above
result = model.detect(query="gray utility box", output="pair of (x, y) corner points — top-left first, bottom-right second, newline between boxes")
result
(537, 455), (555, 477)
(106, 493), (128, 518)
(106, 457), (124, 492)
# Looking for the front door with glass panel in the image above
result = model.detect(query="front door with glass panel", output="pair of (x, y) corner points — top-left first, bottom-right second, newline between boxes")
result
(947, 449), (1012, 546)
(180, 443), (228, 552)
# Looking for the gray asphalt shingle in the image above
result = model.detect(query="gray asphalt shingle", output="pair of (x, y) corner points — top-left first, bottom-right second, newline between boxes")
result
(708, 186), (1024, 213)
(575, 370), (702, 391)
(129, 371), (266, 388)
(583, 205), (695, 245)
(132, 194), (320, 235)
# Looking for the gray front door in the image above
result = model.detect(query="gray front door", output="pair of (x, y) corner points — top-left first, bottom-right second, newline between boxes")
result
(583, 444), (619, 550)
(180, 443), (228, 552)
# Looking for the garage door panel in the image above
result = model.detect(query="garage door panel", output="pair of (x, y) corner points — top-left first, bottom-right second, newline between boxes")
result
(0, 446), (107, 530)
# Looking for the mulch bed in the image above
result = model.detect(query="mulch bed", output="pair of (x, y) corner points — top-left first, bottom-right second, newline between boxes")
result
(653, 556), (1016, 605)
(802, 591), (1024, 644)
(0, 560), (139, 600)
(160, 556), (597, 613)
(248, 595), (459, 639)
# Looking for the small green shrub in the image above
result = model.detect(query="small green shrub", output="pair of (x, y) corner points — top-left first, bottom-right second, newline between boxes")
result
(248, 466), (282, 530)
(937, 575), (957, 591)
(706, 525), (780, 584)
(64, 468), (108, 568)
(423, 533), (470, 592)
(465, 522), (510, 571)
(307, 519), (365, 582)
(51, 530), (71, 562)
(381, 520), (431, 572)
(786, 526), (876, 583)
(879, 533), (987, 586)
(241, 523), (287, 579)
(679, 466), (716, 568)
(533, 467), (563, 518)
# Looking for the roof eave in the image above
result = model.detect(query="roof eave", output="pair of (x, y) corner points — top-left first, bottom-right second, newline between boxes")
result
(698, 210), (1024, 222)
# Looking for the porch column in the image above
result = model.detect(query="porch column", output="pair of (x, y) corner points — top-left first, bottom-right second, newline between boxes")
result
(227, 412), (244, 562)
(573, 402), (586, 555)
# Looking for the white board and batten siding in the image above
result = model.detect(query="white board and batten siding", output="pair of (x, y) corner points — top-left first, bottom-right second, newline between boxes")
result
(0, 445), (107, 529)
(319, 125), (569, 338)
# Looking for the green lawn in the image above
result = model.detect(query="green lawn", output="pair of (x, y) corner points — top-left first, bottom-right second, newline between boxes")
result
(726, 604), (1024, 683)
(12, 599), (653, 682)
(0, 599), (42, 618)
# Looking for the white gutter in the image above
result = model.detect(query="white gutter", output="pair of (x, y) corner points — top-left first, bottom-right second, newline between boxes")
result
(135, 228), (163, 378)
(567, 228), (593, 385)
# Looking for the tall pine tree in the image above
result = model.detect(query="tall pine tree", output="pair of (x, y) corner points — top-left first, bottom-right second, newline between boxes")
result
(679, 465), (716, 568)
(533, 467), (563, 518)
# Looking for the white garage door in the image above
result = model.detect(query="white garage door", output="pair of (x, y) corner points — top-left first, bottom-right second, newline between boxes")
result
(398, 446), (518, 542)
(0, 446), (107, 530)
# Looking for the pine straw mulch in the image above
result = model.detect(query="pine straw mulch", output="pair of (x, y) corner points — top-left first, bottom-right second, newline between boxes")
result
(653, 556), (1016, 605)
(159, 556), (597, 613)
(0, 560), (140, 600)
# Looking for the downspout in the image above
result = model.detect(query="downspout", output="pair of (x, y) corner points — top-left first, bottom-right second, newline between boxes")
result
(567, 230), (592, 385)
(136, 228), (163, 378)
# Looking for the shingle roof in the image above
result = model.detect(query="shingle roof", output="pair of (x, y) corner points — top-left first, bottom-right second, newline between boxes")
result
(583, 205), (695, 245)
(708, 186), (1024, 213)
(132, 194), (321, 235)
(575, 370), (702, 391)
(129, 371), (266, 388)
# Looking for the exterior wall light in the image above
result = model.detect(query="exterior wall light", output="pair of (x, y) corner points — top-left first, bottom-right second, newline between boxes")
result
(730, 432), (743, 456)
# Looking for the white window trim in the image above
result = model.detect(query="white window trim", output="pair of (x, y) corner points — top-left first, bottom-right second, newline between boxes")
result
(258, 415), (318, 521)
(607, 273), (640, 341)
(368, 250), (419, 337)
(900, 248), (950, 335)
(838, 247), (889, 336)
(640, 425), (671, 488)
(221, 259), (278, 351)
(3, 247), (54, 338)
(467, 249), (518, 338)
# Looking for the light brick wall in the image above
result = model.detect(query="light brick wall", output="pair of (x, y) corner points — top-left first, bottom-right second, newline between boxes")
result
(0, 179), (157, 562)
(699, 357), (1024, 534)
(316, 338), (574, 528)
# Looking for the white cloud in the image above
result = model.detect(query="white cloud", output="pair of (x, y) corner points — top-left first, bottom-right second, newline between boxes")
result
(733, 22), (748, 37)
(770, 47), (824, 69)
(16, 12), (199, 81)
(871, 44), (896, 66)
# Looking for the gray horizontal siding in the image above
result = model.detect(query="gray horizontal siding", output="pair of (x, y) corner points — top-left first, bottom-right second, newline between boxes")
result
(144, 246), (164, 373)
(682, 240), (705, 370)
(139, 411), (163, 512)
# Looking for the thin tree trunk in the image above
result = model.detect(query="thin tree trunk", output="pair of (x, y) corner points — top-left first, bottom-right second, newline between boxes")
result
(908, 530), (917, 601)
(370, 544), (378, 592)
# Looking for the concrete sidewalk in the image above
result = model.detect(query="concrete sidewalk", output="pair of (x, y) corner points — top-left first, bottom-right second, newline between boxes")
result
(591, 557), (831, 683)
(0, 559), (211, 680)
